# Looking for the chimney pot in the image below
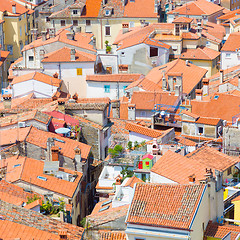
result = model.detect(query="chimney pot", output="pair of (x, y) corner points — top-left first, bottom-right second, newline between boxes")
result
(122, 23), (129, 34)
(195, 89), (203, 101)
(12, 4), (16, 14)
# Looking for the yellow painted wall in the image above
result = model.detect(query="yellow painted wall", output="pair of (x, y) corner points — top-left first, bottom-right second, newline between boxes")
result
(233, 200), (240, 225)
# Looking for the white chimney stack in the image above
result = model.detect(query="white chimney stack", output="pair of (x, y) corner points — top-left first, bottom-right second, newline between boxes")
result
(220, 69), (224, 84)
(70, 49), (76, 61)
(12, 4), (16, 14)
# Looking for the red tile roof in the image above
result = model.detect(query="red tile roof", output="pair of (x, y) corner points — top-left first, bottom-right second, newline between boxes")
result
(221, 32), (240, 52)
(26, 126), (91, 161)
(127, 183), (206, 229)
(168, 0), (224, 16)
(123, 0), (158, 18)
(0, 50), (10, 67)
(22, 28), (96, 53)
(86, 74), (141, 82)
(11, 72), (62, 87)
(172, 17), (193, 23)
(2, 156), (83, 198)
(181, 47), (220, 60)
(99, 230), (126, 240)
(126, 122), (163, 138)
(130, 91), (179, 110)
(42, 47), (96, 63)
(0, 200), (84, 239)
(204, 221), (240, 240)
(124, 176), (144, 188)
(0, 0), (33, 16)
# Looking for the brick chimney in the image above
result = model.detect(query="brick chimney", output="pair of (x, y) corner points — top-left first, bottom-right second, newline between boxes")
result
(202, 78), (209, 96)
(188, 174), (196, 184)
(74, 147), (82, 172)
(3, 94), (12, 109)
(58, 230), (68, 240)
(51, 146), (59, 162)
(195, 89), (202, 101)
(220, 69), (224, 84)
(122, 23), (129, 34)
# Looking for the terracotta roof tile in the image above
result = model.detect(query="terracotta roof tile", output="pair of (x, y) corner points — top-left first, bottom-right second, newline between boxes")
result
(2, 156), (82, 198)
(0, 180), (42, 206)
(168, 0), (224, 16)
(123, 0), (158, 18)
(130, 91), (178, 110)
(99, 230), (126, 240)
(86, 74), (141, 82)
(221, 32), (240, 52)
(98, 0), (124, 18)
(204, 221), (240, 240)
(127, 183), (206, 229)
(172, 17), (193, 23)
(12, 72), (62, 87)
(24, 199), (42, 209)
(126, 122), (163, 138)
(0, 200), (84, 239)
(42, 47), (96, 63)
(181, 46), (220, 60)
(26, 126), (91, 160)
(124, 176), (143, 188)
(0, 0), (33, 16)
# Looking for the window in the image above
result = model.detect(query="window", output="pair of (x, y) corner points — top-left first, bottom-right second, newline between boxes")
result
(73, 20), (78, 26)
(121, 51), (125, 57)
(226, 53), (231, 58)
(61, 20), (66, 26)
(46, 17), (50, 22)
(104, 130), (108, 138)
(29, 56), (34, 61)
(198, 127), (203, 134)
(77, 68), (82, 75)
(105, 10), (111, 16)
(105, 26), (110, 36)
(19, 16), (22, 21)
(140, 111), (146, 117)
(129, 22), (135, 28)
(7, 45), (13, 55)
(104, 85), (110, 93)
(150, 47), (158, 57)
(86, 20), (91, 26)
(227, 167), (232, 175)
(73, 10), (78, 14)
(25, 24), (27, 34)
(206, 41), (210, 46)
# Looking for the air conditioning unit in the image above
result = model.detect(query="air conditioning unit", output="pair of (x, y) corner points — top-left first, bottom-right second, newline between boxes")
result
(18, 122), (26, 128)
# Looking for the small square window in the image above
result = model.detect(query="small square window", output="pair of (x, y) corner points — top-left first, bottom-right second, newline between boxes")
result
(61, 20), (66, 26)
(104, 85), (110, 93)
(226, 53), (231, 58)
(198, 127), (203, 134)
(29, 56), (34, 61)
(73, 10), (78, 14)
(73, 20), (78, 26)
(86, 20), (91, 26)
(105, 26), (110, 36)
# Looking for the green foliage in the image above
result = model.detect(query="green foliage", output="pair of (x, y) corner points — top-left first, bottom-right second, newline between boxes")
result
(121, 166), (134, 182)
(106, 45), (112, 53)
(134, 141), (139, 149)
(140, 140), (146, 146)
(105, 40), (109, 46)
(26, 194), (41, 204)
(80, 217), (86, 228)
(127, 141), (133, 150)
(108, 144), (123, 158)
(40, 198), (65, 215)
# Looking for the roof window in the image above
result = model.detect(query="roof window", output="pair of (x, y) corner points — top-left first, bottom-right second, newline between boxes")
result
(37, 176), (47, 181)
(98, 206), (110, 212)
(101, 200), (112, 207)
(214, 95), (219, 100)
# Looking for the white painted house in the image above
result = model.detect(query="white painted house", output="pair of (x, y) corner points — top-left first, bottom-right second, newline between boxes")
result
(41, 47), (96, 97)
(221, 32), (240, 70)
(11, 72), (62, 98)
(86, 74), (141, 100)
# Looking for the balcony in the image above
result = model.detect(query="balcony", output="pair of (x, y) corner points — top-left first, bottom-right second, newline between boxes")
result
(153, 115), (181, 128)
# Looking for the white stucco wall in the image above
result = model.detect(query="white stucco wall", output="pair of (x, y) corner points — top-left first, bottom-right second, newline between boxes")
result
(12, 79), (58, 98)
(86, 81), (129, 100)
(221, 51), (240, 70)
(150, 171), (177, 184)
(129, 132), (153, 143)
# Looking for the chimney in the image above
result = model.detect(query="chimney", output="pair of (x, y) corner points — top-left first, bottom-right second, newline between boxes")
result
(195, 89), (203, 101)
(186, 60), (190, 66)
(49, 27), (56, 38)
(202, 78), (209, 96)
(58, 230), (67, 240)
(202, 14), (208, 25)
(31, 29), (37, 41)
(66, 30), (75, 40)
(188, 174), (196, 184)
(53, 72), (59, 78)
(41, 31), (47, 41)
(47, 138), (55, 161)
(58, 99), (66, 113)
(128, 104), (136, 120)
(112, 100), (120, 118)
(197, 26), (202, 37)
(74, 147), (82, 172)
(175, 85), (181, 96)
(12, 4), (16, 14)
(92, 37), (96, 49)
(3, 94), (12, 109)
(140, 20), (146, 28)
(205, 168), (214, 181)
(51, 146), (59, 162)
(238, 75), (240, 89)
(72, 93), (78, 101)
(174, 12), (179, 19)
(220, 69), (224, 84)
(162, 70), (167, 90)
(70, 49), (76, 61)
(122, 23), (129, 34)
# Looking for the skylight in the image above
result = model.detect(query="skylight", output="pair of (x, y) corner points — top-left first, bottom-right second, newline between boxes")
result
(37, 176), (47, 181)
(99, 206), (110, 212)
(13, 164), (21, 168)
(214, 95), (219, 100)
(101, 200), (112, 207)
